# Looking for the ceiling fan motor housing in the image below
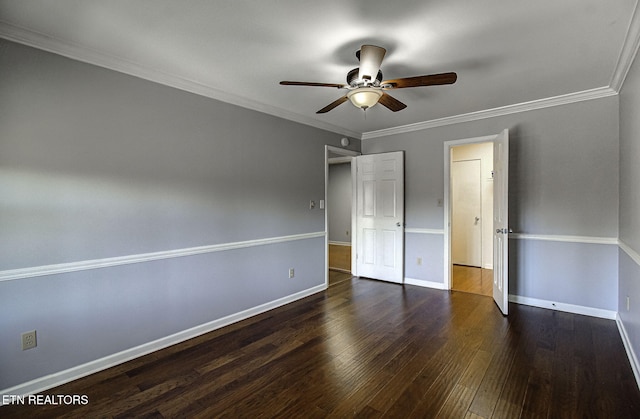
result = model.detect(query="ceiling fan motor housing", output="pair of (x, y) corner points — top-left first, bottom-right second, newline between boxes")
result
(347, 68), (383, 87)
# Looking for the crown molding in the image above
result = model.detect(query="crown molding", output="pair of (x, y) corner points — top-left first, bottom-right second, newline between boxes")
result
(611, 0), (640, 92)
(0, 20), (360, 139)
(361, 86), (617, 140)
(2, 11), (636, 142)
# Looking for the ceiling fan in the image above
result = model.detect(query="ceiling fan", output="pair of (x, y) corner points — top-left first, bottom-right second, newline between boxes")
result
(280, 45), (457, 114)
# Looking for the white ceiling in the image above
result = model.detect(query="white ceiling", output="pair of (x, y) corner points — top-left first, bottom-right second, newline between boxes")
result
(1, 0), (638, 138)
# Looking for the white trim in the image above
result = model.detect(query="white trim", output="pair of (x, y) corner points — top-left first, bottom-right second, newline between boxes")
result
(508, 294), (617, 320)
(620, 240), (640, 266)
(405, 228), (445, 235)
(0, 21), (360, 139)
(443, 135), (498, 147)
(0, 232), (325, 283)
(616, 313), (640, 390)
(511, 233), (619, 245)
(328, 156), (353, 165)
(325, 145), (361, 158)
(0, 284), (326, 396)
(361, 87), (617, 140)
(351, 155), (359, 277)
(404, 278), (447, 290)
(611, 0), (640, 92)
(328, 241), (352, 247)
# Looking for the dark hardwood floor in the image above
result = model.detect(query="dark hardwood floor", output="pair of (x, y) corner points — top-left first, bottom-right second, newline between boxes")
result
(2, 277), (639, 418)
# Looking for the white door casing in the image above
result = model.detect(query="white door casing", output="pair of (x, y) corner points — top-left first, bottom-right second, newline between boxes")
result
(355, 152), (405, 283)
(443, 132), (508, 309)
(492, 129), (509, 315)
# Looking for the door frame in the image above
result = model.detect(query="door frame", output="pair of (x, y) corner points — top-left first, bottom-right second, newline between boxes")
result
(443, 134), (498, 290)
(325, 145), (360, 287)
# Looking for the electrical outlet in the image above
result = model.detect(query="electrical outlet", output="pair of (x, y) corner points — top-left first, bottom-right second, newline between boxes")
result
(289, 268), (295, 278)
(417, 257), (423, 266)
(22, 330), (37, 350)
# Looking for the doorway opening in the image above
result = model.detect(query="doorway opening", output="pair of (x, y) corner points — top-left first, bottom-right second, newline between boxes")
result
(446, 139), (494, 297)
(325, 145), (359, 287)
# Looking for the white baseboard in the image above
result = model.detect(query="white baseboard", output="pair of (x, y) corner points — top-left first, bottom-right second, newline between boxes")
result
(508, 294), (617, 320)
(404, 278), (446, 290)
(1, 284), (326, 396)
(616, 313), (640, 390)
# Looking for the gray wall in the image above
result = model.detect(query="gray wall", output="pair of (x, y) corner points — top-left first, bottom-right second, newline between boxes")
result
(327, 162), (352, 243)
(363, 96), (620, 310)
(0, 39), (360, 390)
(619, 41), (640, 370)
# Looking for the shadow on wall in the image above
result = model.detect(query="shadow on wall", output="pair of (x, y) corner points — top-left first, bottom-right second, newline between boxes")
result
(506, 123), (525, 297)
(507, 123), (525, 235)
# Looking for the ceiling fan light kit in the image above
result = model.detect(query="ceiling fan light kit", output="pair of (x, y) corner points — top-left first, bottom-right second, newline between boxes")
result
(347, 87), (383, 110)
(280, 44), (457, 114)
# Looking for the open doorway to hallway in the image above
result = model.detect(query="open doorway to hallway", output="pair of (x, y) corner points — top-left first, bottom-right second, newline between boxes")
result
(328, 159), (352, 286)
(325, 145), (358, 287)
(450, 142), (494, 297)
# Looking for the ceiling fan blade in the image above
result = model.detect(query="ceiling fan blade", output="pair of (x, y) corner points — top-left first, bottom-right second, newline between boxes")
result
(382, 72), (457, 89)
(280, 81), (346, 88)
(378, 92), (407, 112)
(358, 45), (386, 82)
(316, 96), (349, 114)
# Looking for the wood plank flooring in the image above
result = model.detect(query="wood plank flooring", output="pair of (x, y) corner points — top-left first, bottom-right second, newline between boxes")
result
(2, 277), (639, 418)
(452, 264), (493, 297)
(328, 244), (351, 273)
(328, 269), (352, 286)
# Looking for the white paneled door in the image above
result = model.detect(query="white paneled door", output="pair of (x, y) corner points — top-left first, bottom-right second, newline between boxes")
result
(492, 129), (509, 315)
(355, 152), (405, 283)
(451, 159), (482, 267)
